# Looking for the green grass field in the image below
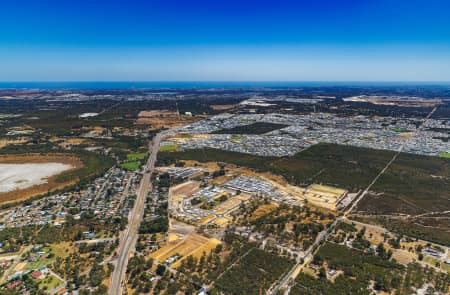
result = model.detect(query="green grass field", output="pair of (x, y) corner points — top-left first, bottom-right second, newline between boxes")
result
(127, 152), (148, 161)
(439, 152), (450, 158)
(120, 161), (141, 171)
(159, 144), (179, 152)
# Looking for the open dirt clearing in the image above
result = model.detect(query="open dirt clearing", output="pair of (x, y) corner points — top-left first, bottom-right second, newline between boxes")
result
(216, 197), (242, 212)
(150, 233), (220, 268)
(136, 110), (204, 130)
(171, 181), (200, 196)
(172, 235), (220, 268)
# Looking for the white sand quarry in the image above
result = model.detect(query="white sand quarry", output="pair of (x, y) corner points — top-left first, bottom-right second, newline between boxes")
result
(0, 163), (73, 193)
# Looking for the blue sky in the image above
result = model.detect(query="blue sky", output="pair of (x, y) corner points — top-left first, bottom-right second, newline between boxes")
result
(1, 0), (450, 81)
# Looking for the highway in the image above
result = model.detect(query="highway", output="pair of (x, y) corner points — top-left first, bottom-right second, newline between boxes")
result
(109, 132), (163, 295)
(269, 107), (437, 295)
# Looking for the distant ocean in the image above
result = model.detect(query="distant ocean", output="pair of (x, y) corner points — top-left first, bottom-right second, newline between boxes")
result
(0, 81), (449, 90)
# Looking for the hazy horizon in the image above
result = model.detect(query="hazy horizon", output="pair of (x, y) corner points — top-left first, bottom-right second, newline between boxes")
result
(2, 81), (450, 90)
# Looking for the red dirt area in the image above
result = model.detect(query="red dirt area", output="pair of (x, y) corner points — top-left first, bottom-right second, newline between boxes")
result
(136, 110), (205, 130)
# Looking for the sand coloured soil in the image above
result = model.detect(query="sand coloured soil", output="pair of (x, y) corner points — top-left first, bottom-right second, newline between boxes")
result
(0, 138), (28, 149)
(210, 104), (238, 110)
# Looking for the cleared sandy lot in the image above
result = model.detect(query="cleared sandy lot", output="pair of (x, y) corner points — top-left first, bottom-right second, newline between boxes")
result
(0, 163), (73, 193)
(150, 233), (220, 268)
(136, 110), (204, 130)
(171, 181), (200, 196)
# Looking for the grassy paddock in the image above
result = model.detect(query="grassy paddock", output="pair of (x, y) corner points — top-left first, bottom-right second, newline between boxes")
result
(159, 144), (179, 152)
(121, 161), (141, 171)
(127, 152), (148, 161)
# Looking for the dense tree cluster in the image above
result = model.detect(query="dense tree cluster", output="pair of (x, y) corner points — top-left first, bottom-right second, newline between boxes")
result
(294, 242), (405, 294)
(214, 248), (294, 295)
